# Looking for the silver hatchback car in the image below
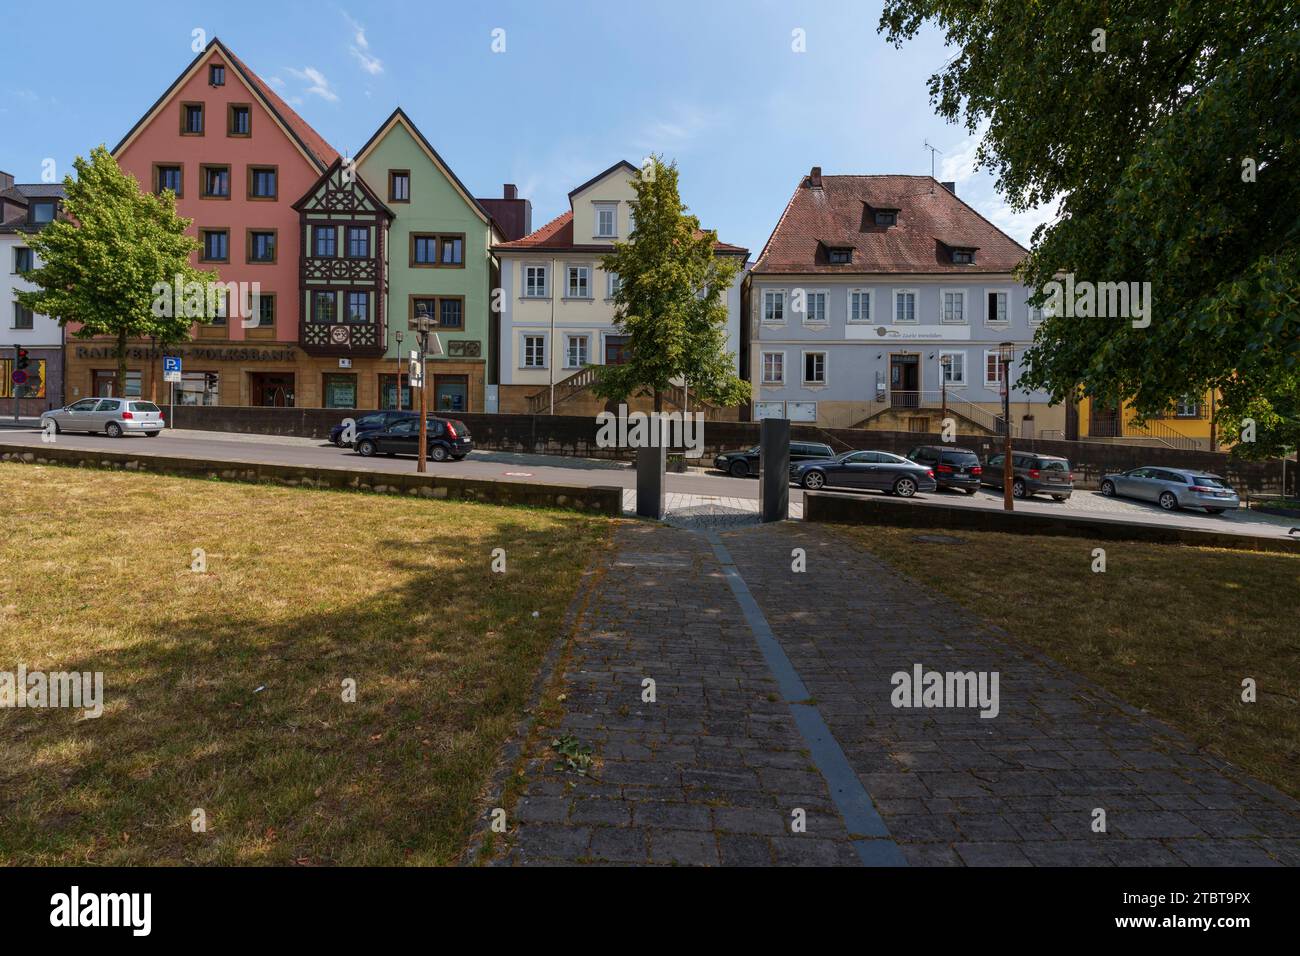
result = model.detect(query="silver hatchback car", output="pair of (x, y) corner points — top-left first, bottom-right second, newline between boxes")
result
(1100, 466), (1240, 514)
(42, 398), (165, 438)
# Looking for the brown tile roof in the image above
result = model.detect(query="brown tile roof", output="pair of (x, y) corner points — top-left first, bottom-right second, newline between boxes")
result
(752, 173), (1026, 275)
(493, 210), (748, 256)
(222, 44), (339, 169)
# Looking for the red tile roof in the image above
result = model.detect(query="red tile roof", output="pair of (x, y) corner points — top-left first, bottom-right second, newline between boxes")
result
(752, 174), (1026, 275)
(223, 45), (339, 169)
(494, 210), (747, 256)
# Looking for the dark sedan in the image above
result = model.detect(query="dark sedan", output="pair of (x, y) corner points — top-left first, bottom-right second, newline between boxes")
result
(790, 450), (936, 497)
(330, 410), (416, 447)
(354, 416), (472, 461)
(714, 441), (835, 478)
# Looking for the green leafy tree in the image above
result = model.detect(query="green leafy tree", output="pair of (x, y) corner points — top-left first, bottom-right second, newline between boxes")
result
(593, 156), (747, 412)
(879, 0), (1300, 456)
(17, 145), (219, 394)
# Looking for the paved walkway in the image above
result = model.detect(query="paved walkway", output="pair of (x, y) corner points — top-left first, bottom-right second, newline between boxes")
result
(497, 521), (1300, 866)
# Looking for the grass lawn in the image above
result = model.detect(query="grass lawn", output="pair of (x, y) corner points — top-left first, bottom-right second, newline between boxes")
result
(841, 527), (1300, 800)
(0, 463), (610, 865)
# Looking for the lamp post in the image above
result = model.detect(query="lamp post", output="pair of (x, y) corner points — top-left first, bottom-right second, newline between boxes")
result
(415, 315), (431, 473)
(394, 330), (404, 412)
(998, 341), (1015, 511)
(939, 353), (952, 429)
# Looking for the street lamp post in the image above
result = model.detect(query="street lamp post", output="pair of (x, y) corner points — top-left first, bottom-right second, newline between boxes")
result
(939, 353), (952, 429)
(998, 341), (1015, 511)
(394, 330), (404, 412)
(415, 316), (431, 473)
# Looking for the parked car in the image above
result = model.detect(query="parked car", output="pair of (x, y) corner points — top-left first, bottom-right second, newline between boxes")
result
(790, 450), (936, 497)
(354, 416), (472, 462)
(906, 445), (983, 494)
(1100, 467), (1240, 514)
(41, 398), (164, 437)
(713, 441), (836, 478)
(330, 410), (415, 447)
(981, 451), (1074, 500)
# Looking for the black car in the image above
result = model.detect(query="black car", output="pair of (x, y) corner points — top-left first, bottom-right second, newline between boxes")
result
(789, 450), (937, 497)
(906, 445), (983, 494)
(330, 410), (416, 447)
(354, 416), (472, 461)
(714, 441), (836, 478)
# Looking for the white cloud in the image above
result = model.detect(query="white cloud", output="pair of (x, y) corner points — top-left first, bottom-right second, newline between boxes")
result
(344, 12), (383, 75)
(632, 104), (720, 154)
(285, 66), (338, 103)
(935, 127), (1061, 247)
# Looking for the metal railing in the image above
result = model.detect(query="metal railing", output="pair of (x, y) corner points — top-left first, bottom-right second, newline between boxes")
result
(1087, 414), (1201, 450)
(527, 366), (599, 415)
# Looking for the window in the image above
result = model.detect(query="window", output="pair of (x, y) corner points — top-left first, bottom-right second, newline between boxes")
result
(803, 291), (827, 324)
(389, 170), (410, 202)
(595, 203), (617, 238)
(439, 298), (463, 329)
(942, 290), (966, 324)
(248, 166), (277, 199)
(209, 290), (228, 325)
(828, 248), (852, 264)
(322, 374), (357, 409)
(874, 210), (897, 226)
(345, 291), (369, 324)
(566, 265), (590, 298)
(986, 290), (1009, 324)
(209, 64), (226, 86)
(413, 235), (437, 264)
(412, 298), (437, 326)
(410, 296), (464, 329)
(248, 230), (276, 263)
(257, 293), (275, 328)
(604, 334), (629, 365)
(228, 104), (251, 137)
(848, 289), (872, 322)
(985, 350), (1007, 386)
(313, 225), (336, 257)
(894, 289), (917, 323)
(440, 235), (463, 265)
(13, 304), (33, 330)
(411, 233), (463, 267)
(1174, 395), (1201, 418)
(312, 290), (337, 324)
(803, 352), (826, 385)
(155, 165), (183, 197)
(1029, 304), (1044, 325)
(952, 248), (975, 265)
(566, 335), (589, 369)
(178, 371), (219, 406)
(201, 229), (229, 263)
(181, 103), (204, 135)
(346, 227), (370, 258)
(761, 352), (784, 385)
(939, 351), (966, 385)
(524, 264), (548, 297)
(762, 289), (785, 323)
(606, 271), (622, 299)
(201, 165), (230, 198)
(523, 335), (546, 368)
(30, 201), (55, 224)
(13, 247), (33, 274)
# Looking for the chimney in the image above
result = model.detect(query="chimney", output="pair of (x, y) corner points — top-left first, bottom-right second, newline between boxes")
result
(940, 181), (956, 195)
(503, 183), (517, 200)
(809, 166), (822, 188)
(0, 171), (13, 191)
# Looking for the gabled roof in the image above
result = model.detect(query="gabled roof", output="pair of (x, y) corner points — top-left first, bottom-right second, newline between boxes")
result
(353, 108), (495, 232)
(0, 183), (68, 233)
(567, 160), (639, 199)
(752, 173), (1027, 275)
(291, 156), (395, 218)
(493, 210), (748, 257)
(113, 37), (339, 172)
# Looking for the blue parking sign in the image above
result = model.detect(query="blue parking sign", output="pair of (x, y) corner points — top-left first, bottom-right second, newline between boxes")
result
(163, 356), (182, 373)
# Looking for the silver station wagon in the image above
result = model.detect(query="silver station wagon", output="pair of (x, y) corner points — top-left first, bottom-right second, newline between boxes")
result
(41, 398), (165, 438)
(1100, 466), (1240, 514)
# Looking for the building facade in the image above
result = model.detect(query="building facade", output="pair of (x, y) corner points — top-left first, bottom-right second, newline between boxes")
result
(747, 169), (1064, 437)
(1, 175), (66, 416)
(493, 160), (748, 417)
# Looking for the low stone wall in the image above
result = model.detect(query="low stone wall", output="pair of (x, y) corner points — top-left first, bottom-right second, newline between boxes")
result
(168, 405), (1293, 495)
(803, 490), (1300, 554)
(0, 444), (622, 516)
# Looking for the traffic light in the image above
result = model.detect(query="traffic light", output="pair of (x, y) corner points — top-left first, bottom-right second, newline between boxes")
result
(15, 348), (29, 371)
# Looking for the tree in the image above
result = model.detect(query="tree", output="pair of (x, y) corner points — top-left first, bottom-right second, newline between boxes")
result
(593, 156), (748, 412)
(879, 0), (1300, 456)
(17, 145), (219, 395)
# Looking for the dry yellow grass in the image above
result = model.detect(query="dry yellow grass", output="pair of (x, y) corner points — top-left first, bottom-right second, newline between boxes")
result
(0, 463), (610, 865)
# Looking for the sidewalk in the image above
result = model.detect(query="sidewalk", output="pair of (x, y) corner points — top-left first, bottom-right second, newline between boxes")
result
(496, 521), (1300, 866)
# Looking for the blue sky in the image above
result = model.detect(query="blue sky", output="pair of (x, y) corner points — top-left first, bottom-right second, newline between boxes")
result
(0, 0), (1053, 254)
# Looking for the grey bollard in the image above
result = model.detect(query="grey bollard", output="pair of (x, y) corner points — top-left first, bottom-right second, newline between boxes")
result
(760, 417), (790, 522)
(636, 443), (666, 519)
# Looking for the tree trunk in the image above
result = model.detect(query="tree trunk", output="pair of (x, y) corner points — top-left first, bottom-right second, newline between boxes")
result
(653, 389), (663, 413)
(116, 327), (128, 398)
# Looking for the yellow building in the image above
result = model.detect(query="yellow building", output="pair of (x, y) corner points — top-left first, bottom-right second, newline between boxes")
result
(1075, 391), (1220, 450)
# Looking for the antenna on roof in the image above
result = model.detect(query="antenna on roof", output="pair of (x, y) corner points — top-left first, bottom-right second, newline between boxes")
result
(922, 140), (943, 192)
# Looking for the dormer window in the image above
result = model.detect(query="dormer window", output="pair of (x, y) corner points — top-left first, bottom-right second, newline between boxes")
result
(874, 211), (897, 227)
(828, 248), (852, 264)
(952, 248), (975, 265)
(29, 201), (56, 225)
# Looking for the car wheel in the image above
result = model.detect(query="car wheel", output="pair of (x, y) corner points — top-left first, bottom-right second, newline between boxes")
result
(48, 419), (61, 434)
(1158, 491), (1179, 511)
(430, 445), (449, 462)
(357, 439), (376, 457)
(1100, 479), (1116, 497)
(106, 422), (123, 438)
(1205, 508), (1225, 515)
(801, 471), (825, 490)
(1052, 495), (1067, 502)
(1012, 478), (1026, 499)
(893, 476), (918, 498)
(729, 460), (749, 479)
